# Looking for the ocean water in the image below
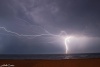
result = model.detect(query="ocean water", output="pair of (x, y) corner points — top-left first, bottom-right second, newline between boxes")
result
(0, 53), (100, 59)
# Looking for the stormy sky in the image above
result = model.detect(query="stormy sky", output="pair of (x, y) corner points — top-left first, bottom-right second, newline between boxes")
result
(0, 0), (100, 54)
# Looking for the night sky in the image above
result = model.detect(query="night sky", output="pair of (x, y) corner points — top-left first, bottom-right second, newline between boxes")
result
(0, 0), (100, 54)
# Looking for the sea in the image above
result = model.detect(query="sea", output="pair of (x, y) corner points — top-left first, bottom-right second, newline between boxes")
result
(0, 53), (100, 60)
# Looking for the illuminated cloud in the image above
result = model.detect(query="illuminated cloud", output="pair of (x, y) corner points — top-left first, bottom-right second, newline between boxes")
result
(0, 0), (100, 54)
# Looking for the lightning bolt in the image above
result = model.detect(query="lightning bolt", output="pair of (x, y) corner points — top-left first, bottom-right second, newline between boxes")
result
(65, 36), (71, 54)
(0, 27), (59, 37)
(0, 26), (69, 54)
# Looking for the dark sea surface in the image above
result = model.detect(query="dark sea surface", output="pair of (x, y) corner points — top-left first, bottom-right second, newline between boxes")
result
(0, 53), (100, 60)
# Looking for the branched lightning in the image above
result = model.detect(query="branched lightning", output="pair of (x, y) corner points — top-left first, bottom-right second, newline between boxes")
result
(0, 27), (59, 37)
(0, 26), (69, 54)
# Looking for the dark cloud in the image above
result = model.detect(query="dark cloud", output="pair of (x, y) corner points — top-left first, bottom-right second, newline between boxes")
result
(0, 0), (100, 54)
